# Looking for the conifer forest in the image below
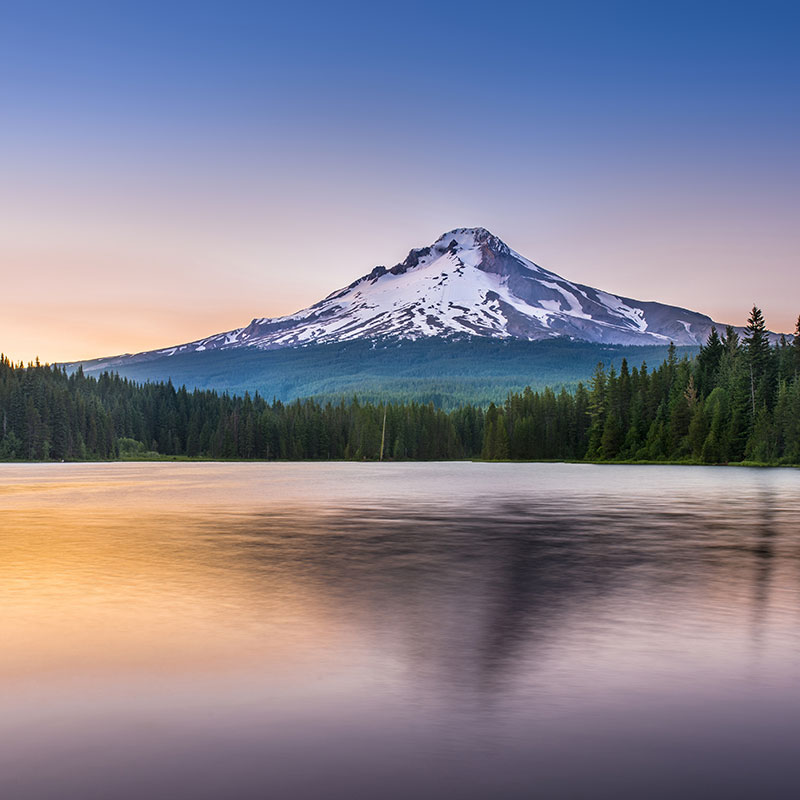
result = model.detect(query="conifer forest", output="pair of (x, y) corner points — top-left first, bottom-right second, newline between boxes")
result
(2, 308), (799, 465)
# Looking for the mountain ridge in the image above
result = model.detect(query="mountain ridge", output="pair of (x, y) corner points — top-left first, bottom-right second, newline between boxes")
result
(73, 226), (778, 373)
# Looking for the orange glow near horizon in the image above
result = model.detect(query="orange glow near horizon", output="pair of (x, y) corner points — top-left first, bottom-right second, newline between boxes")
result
(2, 0), (798, 364)
(4, 199), (798, 364)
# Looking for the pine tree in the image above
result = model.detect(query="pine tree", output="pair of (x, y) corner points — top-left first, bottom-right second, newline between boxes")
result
(494, 415), (510, 460)
(697, 326), (724, 394)
(585, 363), (607, 459)
(744, 305), (771, 415)
(793, 314), (800, 376)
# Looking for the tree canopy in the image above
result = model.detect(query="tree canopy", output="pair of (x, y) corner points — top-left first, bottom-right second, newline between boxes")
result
(1, 308), (798, 464)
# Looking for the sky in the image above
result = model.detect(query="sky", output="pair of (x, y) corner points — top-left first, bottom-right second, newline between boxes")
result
(1, 0), (798, 362)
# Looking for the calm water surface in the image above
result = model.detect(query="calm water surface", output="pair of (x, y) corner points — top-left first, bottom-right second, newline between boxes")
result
(2, 462), (800, 799)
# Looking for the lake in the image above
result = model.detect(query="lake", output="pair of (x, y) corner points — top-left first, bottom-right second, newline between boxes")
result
(2, 462), (799, 799)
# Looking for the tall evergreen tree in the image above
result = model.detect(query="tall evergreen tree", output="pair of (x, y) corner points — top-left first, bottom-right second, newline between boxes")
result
(743, 305), (771, 414)
(793, 314), (800, 375)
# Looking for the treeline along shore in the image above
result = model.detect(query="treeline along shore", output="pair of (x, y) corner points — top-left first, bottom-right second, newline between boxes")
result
(2, 307), (799, 465)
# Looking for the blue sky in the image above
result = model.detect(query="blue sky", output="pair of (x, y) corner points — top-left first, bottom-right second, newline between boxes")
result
(1, 0), (798, 359)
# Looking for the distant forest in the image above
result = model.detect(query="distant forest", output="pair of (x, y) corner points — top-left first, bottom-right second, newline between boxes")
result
(1, 307), (799, 465)
(75, 336), (693, 408)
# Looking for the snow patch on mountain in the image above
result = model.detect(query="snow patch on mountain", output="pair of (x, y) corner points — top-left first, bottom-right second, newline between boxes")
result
(82, 226), (760, 371)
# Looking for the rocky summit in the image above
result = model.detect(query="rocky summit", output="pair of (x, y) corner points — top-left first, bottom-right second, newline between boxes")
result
(83, 227), (754, 371)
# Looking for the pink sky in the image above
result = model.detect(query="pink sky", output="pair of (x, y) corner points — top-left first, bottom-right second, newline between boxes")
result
(2, 2), (797, 363)
(3, 161), (797, 363)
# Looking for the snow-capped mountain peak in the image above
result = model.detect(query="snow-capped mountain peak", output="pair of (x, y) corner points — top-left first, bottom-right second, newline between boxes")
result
(87, 227), (747, 369)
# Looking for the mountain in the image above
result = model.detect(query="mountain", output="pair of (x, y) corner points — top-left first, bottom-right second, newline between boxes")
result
(82, 227), (752, 376)
(68, 227), (780, 404)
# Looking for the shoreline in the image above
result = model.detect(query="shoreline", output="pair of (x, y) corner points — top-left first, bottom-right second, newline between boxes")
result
(1, 457), (798, 469)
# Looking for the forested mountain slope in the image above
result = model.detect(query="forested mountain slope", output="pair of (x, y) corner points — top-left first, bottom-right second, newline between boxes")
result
(4, 310), (799, 464)
(74, 339), (695, 408)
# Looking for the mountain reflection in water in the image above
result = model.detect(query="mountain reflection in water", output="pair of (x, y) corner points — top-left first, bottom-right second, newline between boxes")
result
(1, 463), (799, 799)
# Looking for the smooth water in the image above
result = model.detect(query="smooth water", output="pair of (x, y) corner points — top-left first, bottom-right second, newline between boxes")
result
(2, 462), (799, 799)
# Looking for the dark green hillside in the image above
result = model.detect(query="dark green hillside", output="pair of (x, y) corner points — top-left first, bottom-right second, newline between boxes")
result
(76, 338), (696, 408)
(3, 308), (799, 464)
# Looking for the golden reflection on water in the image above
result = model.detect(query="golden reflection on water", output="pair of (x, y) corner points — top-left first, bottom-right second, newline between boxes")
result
(2, 462), (800, 799)
(0, 505), (344, 684)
